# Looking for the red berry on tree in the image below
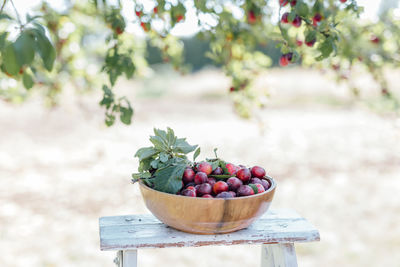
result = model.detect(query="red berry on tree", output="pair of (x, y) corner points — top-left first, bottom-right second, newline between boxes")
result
(248, 10), (257, 24)
(279, 0), (289, 7)
(279, 54), (289, 67)
(140, 22), (148, 32)
(115, 26), (123, 35)
(370, 35), (380, 44)
(290, 0), (297, 7)
(292, 15), (302, 27)
(281, 12), (289, 24)
(305, 38), (316, 47)
(313, 13), (322, 25)
(296, 39), (303, 46)
(340, 0), (347, 3)
(176, 14), (184, 22)
(153, 7), (158, 14)
(135, 10), (142, 17)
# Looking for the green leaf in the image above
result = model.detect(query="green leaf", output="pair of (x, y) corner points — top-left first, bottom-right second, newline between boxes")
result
(100, 85), (114, 108)
(135, 147), (158, 161)
(105, 113), (115, 126)
(288, 10), (296, 22)
(173, 138), (197, 154)
(305, 30), (317, 43)
(150, 135), (169, 151)
(154, 128), (168, 141)
(219, 160), (229, 174)
(119, 104), (133, 125)
(318, 38), (334, 58)
(0, 14), (12, 20)
(296, 2), (309, 17)
(22, 72), (34, 89)
(159, 152), (169, 163)
(166, 127), (176, 146)
(138, 157), (153, 172)
(193, 147), (200, 161)
(153, 163), (186, 194)
(3, 44), (19, 75)
(34, 30), (56, 71)
(0, 32), (8, 51)
(13, 31), (35, 66)
(33, 22), (46, 34)
(150, 159), (159, 169)
(249, 184), (258, 194)
(210, 160), (220, 171)
(208, 174), (232, 179)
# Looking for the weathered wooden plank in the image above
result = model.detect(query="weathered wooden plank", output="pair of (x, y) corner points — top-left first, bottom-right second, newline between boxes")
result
(99, 209), (320, 251)
(122, 250), (137, 267)
(261, 243), (298, 267)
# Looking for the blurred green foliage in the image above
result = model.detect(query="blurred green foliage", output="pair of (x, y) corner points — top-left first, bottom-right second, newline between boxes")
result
(0, 0), (398, 125)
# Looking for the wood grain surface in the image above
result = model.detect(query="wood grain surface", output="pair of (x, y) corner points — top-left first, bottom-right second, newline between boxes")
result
(99, 209), (320, 251)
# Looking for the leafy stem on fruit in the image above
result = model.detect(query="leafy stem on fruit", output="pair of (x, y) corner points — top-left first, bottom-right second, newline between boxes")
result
(133, 128), (198, 194)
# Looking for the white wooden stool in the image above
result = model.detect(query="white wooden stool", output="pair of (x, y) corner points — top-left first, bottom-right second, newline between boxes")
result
(99, 209), (320, 267)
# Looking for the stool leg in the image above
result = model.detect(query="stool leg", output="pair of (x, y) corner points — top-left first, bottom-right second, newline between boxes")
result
(261, 243), (298, 267)
(116, 250), (137, 267)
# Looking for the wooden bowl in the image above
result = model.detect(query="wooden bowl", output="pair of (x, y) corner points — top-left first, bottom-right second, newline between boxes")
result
(139, 177), (276, 234)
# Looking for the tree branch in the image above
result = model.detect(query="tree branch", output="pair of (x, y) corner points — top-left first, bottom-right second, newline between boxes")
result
(9, 0), (22, 26)
(0, 0), (7, 14)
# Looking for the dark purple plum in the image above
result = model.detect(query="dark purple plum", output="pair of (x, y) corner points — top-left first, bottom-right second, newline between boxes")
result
(182, 168), (195, 184)
(181, 189), (196, 197)
(197, 183), (212, 196)
(216, 191), (233, 198)
(249, 177), (262, 184)
(207, 177), (216, 187)
(236, 168), (251, 183)
(212, 167), (223, 175)
(251, 166), (266, 178)
(228, 191), (236, 197)
(260, 179), (271, 190)
(227, 177), (243, 191)
(237, 185), (254, 197)
(194, 172), (208, 184)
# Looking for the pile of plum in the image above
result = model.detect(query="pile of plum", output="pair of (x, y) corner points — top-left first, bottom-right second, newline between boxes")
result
(179, 162), (271, 198)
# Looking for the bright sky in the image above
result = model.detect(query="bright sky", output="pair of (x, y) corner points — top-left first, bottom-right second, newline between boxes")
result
(9, 0), (387, 37)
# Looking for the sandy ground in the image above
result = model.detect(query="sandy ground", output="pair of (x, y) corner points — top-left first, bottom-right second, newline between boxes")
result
(0, 68), (400, 267)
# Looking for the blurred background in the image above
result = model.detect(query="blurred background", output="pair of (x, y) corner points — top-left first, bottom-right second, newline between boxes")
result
(1, 0), (400, 267)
